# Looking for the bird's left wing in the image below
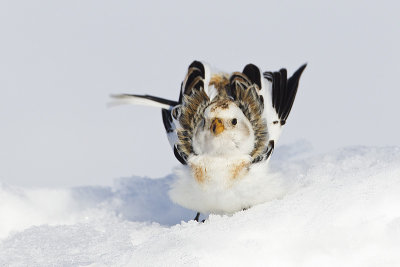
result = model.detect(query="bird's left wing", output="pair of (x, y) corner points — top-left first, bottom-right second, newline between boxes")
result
(233, 63), (307, 163)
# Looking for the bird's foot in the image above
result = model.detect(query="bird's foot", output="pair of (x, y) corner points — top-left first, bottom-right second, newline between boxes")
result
(193, 212), (206, 223)
(194, 212), (200, 222)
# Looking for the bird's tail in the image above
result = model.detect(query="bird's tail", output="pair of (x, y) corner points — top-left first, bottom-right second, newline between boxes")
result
(109, 94), (178, 109)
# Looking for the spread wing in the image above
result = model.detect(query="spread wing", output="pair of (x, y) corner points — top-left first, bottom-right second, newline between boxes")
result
(236, 63), (307, 163)
(173, 61), (214, 164)
(166, 61), (213, 164)
(110, 60), (213, 165)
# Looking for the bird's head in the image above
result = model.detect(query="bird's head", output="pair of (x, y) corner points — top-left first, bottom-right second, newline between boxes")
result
(192, 100), (255, 156)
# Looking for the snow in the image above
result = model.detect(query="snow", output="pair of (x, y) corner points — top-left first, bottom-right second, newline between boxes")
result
(1, 145), (400, 266)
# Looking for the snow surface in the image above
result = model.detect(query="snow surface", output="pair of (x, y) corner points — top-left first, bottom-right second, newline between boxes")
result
(1, 145), (400, 266)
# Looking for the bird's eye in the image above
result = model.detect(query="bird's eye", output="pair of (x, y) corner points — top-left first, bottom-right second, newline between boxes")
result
(231, 118), (237, 125)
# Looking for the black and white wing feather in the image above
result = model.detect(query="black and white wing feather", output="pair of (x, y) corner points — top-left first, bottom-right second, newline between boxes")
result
(111, 61), (213, 165)
(234, 63), (307, 163)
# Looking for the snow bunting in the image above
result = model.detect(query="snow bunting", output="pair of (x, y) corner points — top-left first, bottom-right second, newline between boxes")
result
(112, 61), (306, 217)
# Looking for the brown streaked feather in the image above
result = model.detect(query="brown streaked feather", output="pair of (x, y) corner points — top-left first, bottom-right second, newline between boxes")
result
(190, 163), (207, 183)
(230, 160), (250, 180)
(209, 74), (230, 97)
(230, 73), (267, 159)
(210, 99), (230, 112)
(182, 64), (205, 96)
(178, 89), (210, 156)
(186, 75), (204, 93)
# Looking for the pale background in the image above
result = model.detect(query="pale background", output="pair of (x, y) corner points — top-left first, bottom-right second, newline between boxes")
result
(0, 0), (399, 187)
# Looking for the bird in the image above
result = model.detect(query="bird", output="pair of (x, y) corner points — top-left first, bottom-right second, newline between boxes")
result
(111, 61), (306, 219)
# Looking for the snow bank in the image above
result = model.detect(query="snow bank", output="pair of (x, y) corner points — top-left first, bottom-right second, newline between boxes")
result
(0, 175), (193, 240)
(1, 146), (400, 266)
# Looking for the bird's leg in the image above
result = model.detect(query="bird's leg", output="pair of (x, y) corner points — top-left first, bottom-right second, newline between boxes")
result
(194, 212), (200, 222)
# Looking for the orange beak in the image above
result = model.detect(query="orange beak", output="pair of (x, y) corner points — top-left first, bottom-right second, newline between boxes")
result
(210, 118), (224, 135)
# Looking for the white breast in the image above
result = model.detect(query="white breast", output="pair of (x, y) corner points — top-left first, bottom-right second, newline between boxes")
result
(188, 154), (252, 186)
(168, 155), (288, 214)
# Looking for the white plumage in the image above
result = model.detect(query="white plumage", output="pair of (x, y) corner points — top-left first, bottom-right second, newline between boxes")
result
(112, 61), (306, 217)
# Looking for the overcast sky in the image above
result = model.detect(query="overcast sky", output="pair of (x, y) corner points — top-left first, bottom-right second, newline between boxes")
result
(0, 0), (399, 187)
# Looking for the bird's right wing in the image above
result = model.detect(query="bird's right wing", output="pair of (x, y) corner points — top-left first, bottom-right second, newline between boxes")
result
(110, 61), (213, 165)
(171, 61), (213, 164)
